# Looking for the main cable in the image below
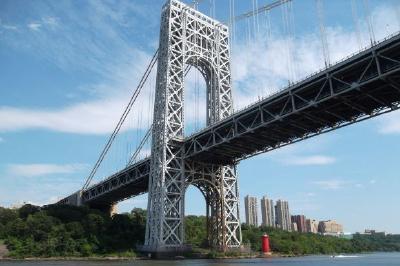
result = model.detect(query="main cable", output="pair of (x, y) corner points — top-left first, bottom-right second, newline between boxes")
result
(82, 49), (159, 190)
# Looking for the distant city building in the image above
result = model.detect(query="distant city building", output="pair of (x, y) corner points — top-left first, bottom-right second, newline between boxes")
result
(275, 200), (291, 231)
(291, 215), (307, 233)
(260, 196), (275, 227)
(318, 220), (343, 235)
(244, 195), (258, 226)
(291, 222), (298, 232)
(306, 219), (319, 234)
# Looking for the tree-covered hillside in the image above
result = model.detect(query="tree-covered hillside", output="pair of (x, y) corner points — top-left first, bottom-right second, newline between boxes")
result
(0, 205), (145, 258)
(0, 205), (399, 258)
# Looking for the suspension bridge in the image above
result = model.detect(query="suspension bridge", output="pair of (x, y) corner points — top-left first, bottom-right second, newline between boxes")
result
(57, 0), (400, 256)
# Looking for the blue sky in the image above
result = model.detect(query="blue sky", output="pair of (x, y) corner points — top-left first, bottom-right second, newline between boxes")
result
(1, 0), (400, 234)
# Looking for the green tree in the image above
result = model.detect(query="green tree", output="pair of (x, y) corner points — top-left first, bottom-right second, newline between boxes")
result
(18, 204), (40, 219)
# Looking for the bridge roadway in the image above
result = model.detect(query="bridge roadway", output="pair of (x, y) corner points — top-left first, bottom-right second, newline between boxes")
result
(62, 32), (400, 208)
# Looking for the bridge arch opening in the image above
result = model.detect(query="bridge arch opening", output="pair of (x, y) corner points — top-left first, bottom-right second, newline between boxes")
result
(184, 63), (209, 136)
(183, 177), (222, 249)
(183, 184), (208, 247)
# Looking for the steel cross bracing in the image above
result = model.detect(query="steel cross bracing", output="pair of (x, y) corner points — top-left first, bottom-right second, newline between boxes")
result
(57, 0), (400, 255)
(144, 0), (240, 252)
(183, 32), (400, 164)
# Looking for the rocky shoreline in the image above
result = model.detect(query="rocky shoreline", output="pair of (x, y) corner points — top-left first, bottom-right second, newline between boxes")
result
(0, 243), (9, 259)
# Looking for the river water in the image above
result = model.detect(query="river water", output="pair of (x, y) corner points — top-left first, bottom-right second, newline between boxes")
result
(1, 253), (399, 266)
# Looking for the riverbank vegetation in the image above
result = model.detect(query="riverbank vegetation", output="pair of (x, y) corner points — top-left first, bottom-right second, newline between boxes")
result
(0, 205), (144, 258)
(1, 205), (399, 258)
(241, 224), (400, 255)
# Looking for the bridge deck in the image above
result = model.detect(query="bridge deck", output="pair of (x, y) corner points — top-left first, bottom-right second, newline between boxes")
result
(183, 33), (400, 164)
(60, 33), (400, 206)
(81, 159), (150, 206)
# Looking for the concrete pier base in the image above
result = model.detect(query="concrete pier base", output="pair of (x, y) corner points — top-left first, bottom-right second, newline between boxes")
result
(138, 245), (192, 259)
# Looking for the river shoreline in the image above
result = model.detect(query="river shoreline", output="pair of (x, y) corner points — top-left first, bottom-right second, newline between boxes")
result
(0, 252), (299, 261)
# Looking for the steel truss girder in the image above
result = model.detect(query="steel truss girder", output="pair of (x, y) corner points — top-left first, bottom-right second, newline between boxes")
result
(145, 0), (240, 252)
(184, 33), (400, 163)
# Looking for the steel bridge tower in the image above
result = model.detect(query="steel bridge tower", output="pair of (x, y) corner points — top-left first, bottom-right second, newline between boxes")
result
(144, 0), (241, 253)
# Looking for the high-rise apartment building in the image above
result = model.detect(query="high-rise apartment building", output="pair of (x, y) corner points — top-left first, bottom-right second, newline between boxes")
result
(291, 215), (307, 233)
(244, 195), (258, 226)
(275, 200), (291, 231)
(260, 196), (275, 227)
(291, 222), (298, 232)
(306, 219), (319, 233)
(318, 220), (344, 235)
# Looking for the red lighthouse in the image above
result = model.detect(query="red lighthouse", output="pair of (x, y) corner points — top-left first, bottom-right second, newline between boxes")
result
(261, 234), (271, 253)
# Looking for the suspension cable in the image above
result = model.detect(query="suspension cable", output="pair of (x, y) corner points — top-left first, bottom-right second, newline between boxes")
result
(226, 0), (291, 26)
(281, 0), (295, 84)
(351, 0), (362, 50)
(316, 0), (330, 68)
(265, 9), (272, 41)
(229, 0), (234, 47)
(127, 61), (193, 166)
(288, 0), (297, 81)
(396, 4), (400, 30)
(252, 0), (257, 40)
(82, 49), (159, 190)
(127, 125), (153, 165)
(362, 0), (376, 45)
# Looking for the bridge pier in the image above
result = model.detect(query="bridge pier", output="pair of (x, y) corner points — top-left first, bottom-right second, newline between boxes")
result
(58, 190), (118, 217)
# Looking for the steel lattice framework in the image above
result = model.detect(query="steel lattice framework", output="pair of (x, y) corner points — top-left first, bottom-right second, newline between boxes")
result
(144, 0), (240, 252)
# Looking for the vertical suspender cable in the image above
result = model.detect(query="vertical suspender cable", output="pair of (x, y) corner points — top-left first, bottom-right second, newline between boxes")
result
(232, 0), (236, 44)
(255, 0), (260, 37)
(362, 0), (376, 46)
(229, 0), (234, 50)
(351, 0), (363, 50)
(210, 0), (215, 18)
(316, 0), (330, 68)
(265, 9), (272, 41)
(395, 4), (400, 30)
(288, 0), (296, 82)
(246, 17), (251, 45)
(281, 0), (295, 84)
(252, 0), (257, 40)
(252, 0), (260, 39)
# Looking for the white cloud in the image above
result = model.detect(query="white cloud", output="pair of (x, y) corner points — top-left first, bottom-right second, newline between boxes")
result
(42, 17), (59, 27)
(313, 179), (349, 190)
(27, 22), (41, 31)
(369, 179), (377, 184)
(281, 155), (336, 166)
(0, 99), (128, 135)
(6, 163), (87, 178)
(2, 24), (18, 30)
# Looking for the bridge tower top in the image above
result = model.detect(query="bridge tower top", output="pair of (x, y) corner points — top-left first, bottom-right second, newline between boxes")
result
(158, 0), (233, 132)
